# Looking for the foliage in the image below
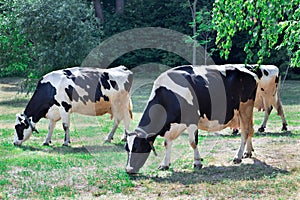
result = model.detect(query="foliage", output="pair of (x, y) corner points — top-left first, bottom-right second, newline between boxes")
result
(0, 0), (102, 79)
(0, 1), (31, 77)
(19, 0), (102, 75)
(103, 0), (193, 68)
(193, 7), (216, 65)
(212, 0), (300, 67)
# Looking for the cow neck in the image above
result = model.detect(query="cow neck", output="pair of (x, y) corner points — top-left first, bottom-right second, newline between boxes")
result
(23, 102), (44, 124)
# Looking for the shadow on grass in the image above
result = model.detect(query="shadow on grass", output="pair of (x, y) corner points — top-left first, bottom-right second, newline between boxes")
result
(18, 143), (124, 154)
(0, 98), (28, 107)
(131, 158), (289, 184)
(198, 131), (296, 139)
(254, 131), (296, 137)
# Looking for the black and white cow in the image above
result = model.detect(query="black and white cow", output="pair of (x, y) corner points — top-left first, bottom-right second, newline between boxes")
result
(125, 65), (258, 174)
(14, 66), (133, 146)
(232, 64), (287, 135)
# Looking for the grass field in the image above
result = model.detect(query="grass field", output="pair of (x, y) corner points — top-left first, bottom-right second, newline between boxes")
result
(0, 77), (299, 199)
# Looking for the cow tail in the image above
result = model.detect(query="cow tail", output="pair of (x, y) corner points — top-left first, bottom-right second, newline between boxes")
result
(129, 98), (133, 119)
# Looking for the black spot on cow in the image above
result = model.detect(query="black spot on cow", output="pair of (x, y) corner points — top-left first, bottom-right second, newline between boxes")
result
(247, 65), (263, 79)
(101, 72), (110, 90)
(263, 69), (269, 76)
(15, 123), (28, 140)
(275, 76), (279, 83)
(103, 95), (109, 102)
(110, 80), (119, 90)
(65, 85), (80, 102)
(94, 82), (103, 102)
(61, 101), (72, 112)
(124, 73), (133, 92)
(23, 82), (58, 123)
(63, 69), (73, 77)
(63, 69), (76, 82)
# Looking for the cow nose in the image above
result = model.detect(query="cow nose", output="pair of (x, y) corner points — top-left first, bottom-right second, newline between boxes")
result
(125, 166), (138, 174)
(13, 141), (21, 146)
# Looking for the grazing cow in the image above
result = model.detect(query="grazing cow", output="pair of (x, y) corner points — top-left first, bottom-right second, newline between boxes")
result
(14, 66), (133, 146)
(232, 64), (287, 135)
(125, 65), (258, 174)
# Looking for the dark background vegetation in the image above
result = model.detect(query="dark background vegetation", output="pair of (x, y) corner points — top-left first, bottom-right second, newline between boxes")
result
(1, 0), (299, 89)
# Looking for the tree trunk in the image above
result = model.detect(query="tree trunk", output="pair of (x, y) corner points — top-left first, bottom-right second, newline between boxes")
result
(189, 0), (198, 65)
(94, 0), (104, 23)
(116, 0), (124, 14)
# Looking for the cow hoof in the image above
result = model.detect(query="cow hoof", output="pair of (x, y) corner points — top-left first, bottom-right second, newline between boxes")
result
(62, 143), (69, 147)
(233, 158), (242, 164)
(158, 165), (169, 171)
(104, 138), (112, 143)
(194, 164), (203, 170)
(243, 152), (252, 158)
(43, 142), (50, 146)
(232, 129), (239, 136)
(281, 126), (288, 131)
(258, 127), (265, 132)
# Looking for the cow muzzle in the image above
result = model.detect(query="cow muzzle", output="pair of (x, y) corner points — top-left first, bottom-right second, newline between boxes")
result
(13, 140), (22, 146)
(125, 152), (150, 174)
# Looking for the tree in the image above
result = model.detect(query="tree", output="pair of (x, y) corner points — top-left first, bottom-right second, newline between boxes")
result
(194, 8), (215, 65)
(115, 0), (124, 14)
(0, 0), (31, 77)
(18, 0), (101, 77)
(212, 0), (300, 67)
(188, 0), (198, 65)
(93, 0), (105, 22)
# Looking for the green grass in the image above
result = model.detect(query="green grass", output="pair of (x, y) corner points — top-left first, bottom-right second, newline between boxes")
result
(0, 78), (299, 199)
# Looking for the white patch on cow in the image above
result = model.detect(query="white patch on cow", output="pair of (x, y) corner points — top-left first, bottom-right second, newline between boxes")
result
(258, 65), (279, 86)
(193, 66), (210, 82)
(149, 71), (194, 105)
(126, 134), (137, 152)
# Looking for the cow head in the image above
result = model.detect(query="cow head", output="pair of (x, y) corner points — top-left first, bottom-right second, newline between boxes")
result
(124, 128), (157, 174)
(13, 114), (38, 146)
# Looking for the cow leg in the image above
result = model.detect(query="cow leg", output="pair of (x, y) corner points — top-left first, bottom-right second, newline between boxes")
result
(159, 124), (187, 170)
(62, 122), (71, 146)
(187, 125), (202, 169)
(258, 106), (273, 132)
(158, 139), (172, 170)
(105, 119), (119, 143)
(233, 100), (254, 164)
(60, 113), (71, 146)
(121, 111), (131, 142)
(43, 120), (56, 146)
(276, 102), (288, 131)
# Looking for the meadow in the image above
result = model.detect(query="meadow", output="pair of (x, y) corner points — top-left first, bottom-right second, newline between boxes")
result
(0, 77), (299, 199)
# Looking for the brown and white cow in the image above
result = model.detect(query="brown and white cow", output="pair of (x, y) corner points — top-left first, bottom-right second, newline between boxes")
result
(125, 65), (258, 174)
(14, 66), (133, 146)
(232, 64), (287, 135)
